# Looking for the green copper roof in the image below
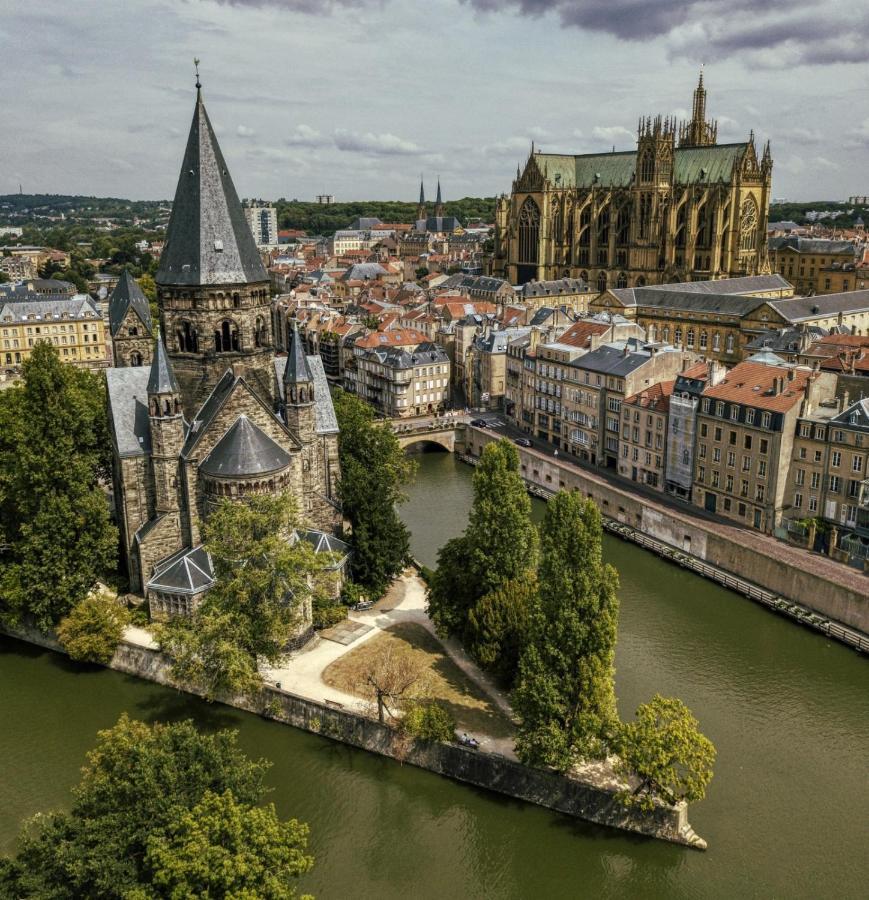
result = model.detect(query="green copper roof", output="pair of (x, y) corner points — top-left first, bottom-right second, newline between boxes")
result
(532, 142), (748, 189)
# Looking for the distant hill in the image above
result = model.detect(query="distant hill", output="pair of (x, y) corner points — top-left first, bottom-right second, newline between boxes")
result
(769, 200), (868, 228)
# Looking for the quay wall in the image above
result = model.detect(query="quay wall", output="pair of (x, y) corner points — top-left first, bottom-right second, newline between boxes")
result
(466, 429), (867, 635)
(1, 624), (704, 850)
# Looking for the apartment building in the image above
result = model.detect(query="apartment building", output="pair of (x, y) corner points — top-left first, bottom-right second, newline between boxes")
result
(768, 237), (857, 295)
(692, 361), (837, 532)
(618, 381), (674, 489)
(244, 201), (279, 248)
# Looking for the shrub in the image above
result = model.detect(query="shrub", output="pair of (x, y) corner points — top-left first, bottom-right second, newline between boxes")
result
(401, 702), (455, 743)
(313, 603), (347, 629)
(57, 594), (130, 664)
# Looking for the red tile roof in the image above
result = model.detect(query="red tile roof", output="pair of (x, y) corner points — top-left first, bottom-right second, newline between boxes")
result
(354, 328), (428, 349)
(702, 361), (815, 413)
(556, 320), (611, 349)
(625, 380), (674, 413)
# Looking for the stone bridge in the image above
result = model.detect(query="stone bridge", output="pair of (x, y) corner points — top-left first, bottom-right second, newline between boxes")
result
(390, 415), (468, 453)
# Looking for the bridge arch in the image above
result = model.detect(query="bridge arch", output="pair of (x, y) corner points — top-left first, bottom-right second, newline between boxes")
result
(398, 434), (454, 453)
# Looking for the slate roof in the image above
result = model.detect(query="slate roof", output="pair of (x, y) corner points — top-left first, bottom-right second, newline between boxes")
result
(0, 294), (100, 323)
(623, 288), (765, 316)
(520, 277), (588, 298)
(607, 274), (790, 308)
(768, 237), (855, 255)
(532, 142), (748, 189)
(416, 216), (462, 233)
(199, 414), (291, 477)
(297, 529), (350, 563)
(284, 321), (313, 385)
(769, 290), (869, 322)
(156, 90), (268, 286)
(146, 545), (214, 596)
(570, 341), (679, 377)
(106, 367), (152, 457)
(108, 270), (153, 337)
(273, 354), (339, 435)
(831, 398), (869, 431)
(147, 338), (180, 395)
(745, 326), (827, 353)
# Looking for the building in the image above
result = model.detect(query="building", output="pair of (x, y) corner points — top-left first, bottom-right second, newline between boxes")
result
(692, 361), (837, 532)
(618, 380), (674, 489)
(0, 293), (108, 374)
(768, 237), (857, 295)
(518, 277), (591, 312)
(244, 200), (279, 249)
(347, 328), (450, 417)
(108, 270), (153, 367)
(415, 179), (462, 234)
(106, 84), (341, 636)
(493, 74), (772, 288)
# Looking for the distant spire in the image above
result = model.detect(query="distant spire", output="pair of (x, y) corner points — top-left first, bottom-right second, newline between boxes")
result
(419, 174), (425, 206)
(434, 178), (444, 217)
(435, 179), (442, 205)
(194, 57), (201, 94)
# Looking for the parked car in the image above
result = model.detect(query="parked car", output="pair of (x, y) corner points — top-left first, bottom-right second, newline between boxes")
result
(469, 418), (488, 427)
(514, 437), (533, 448)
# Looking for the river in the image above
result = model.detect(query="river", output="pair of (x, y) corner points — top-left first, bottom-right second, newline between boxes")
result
(1, 451), (867, 898)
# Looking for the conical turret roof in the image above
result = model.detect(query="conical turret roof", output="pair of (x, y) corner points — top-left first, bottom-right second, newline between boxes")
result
(156, 89), (267, 287)
(147, 335), (180, 395)
(109, 269), (152, 337)
(435, 180), (442, 205)
(199, 414), (291, 477)
(283, 320), (313, 385)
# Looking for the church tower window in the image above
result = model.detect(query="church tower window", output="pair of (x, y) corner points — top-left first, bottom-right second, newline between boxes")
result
(215, 320), (240, 353)
(518, 197), (541, 265)
(740, 197), (758, 252)
(640, 149), (655, 183)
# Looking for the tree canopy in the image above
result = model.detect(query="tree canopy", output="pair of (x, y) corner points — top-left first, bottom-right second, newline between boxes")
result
(616, 695), (716, 810)
(332, 388), (415, 596)
(57, 593), (130, 664)
(427, 440), (538, 682)
(0, 715), (316, 899)
(158, 493), (326, 700)
(512, 491), (620, 769)
(0, 343), (116, 630)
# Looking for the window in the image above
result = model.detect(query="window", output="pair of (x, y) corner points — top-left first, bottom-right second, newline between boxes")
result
(795, 468), (805, 486)
(761, 412), (772, 428)
(759, 439), (768, 455)
(755, 484), (765, 502)
(715, 402), (724, 417)
(518, 197), (541, 265)
(799, 423), (811, 438)
(793, 492), (803, 509)
(729, 430), (737, 444)
(853, 456), (864, 473)
(808, 496), (818, 512)
(741, 480), (749, 497)
(700, 423), (708, 437)
(727, 451), (736, 468)
(700, 331), (708, 350)
(712, 332), (721, 351)
(810, 472), (820, 489)
(829, 476), (841, 493)
(713, 447), (721, 462)
(746, 409), (755, 425)
(712, 471), (720, 487)
(698, 466), (706, 482)
(744, 435), (753, 450)
(702, 398), (711, 413)
(730, 406), (739, 422)
(699, 443), (707, 459)
(831, 451), (841, 468)
(714, 426), (722, 442)
(675, 327), (683, 346)
(758, 460), (766, 477)
(726, 474), (734, 492)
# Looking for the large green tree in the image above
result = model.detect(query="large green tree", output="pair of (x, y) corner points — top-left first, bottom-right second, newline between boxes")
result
(332, 388), (415, 596)
(141, 789), (313, 899)
(158, 493), (325, 700)
(0, 343), (116, 630)
(57, 594), (130, 664)
(428, 440), (538, 657)
(616, 695), (716, 811)
(513, 491), (620, 770)
(0, 715), (308, 899)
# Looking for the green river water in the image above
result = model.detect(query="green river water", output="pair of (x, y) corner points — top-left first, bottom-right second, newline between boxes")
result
(1, 452), (867, 898)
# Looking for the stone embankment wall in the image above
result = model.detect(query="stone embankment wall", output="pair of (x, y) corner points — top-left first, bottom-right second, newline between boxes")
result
(2, 624), (705, 850)
(466, 429), (867, 634)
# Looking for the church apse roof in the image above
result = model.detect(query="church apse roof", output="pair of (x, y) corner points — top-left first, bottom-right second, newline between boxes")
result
(156, 89), (267, 287)
(199, 414), (292, 478)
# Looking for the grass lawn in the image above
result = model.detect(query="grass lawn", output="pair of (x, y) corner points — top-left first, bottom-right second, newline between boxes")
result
(321, 622), (514, 739)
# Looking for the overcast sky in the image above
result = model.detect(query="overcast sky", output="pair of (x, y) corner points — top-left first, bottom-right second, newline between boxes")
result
(2, 0), (867, 203)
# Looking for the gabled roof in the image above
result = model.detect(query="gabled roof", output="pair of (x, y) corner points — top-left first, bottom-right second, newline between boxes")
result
(147, 337), (180, 395)
(109, 270), (152, 337)
(106, 367), (151, 457)
(831, 398), (869, 431)
(147, 546), (214, 596)
(701, 361), (813, 413)
(768, 290), (869, 322)
(156, 90), (267, 286)
(199, 414), (291, 478)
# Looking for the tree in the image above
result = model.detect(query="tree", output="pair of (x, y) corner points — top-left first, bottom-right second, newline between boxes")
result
(362, 643), (426, 723)
(616, 695), (716, 811)
(158, 493), (326, 700)
(427, 440), (537, 647)
(332, 388), (415, 596)
(142, 789), (313, 899)
(513, 491), (620, 770)
(57, 594), (130, 664)
(0, 343), (117, 630)
(0, 715), (287, 898)
(401, 702), (456, 743)
(467, 572), (535, 686)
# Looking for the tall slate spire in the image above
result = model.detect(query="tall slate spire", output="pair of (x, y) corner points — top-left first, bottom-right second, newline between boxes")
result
(419, 176), (425, 206)
(148, 333), (181, 396)
(435, 179), (444, 217)
(156, 87), (267, 287)
(283, 320), (313, 387)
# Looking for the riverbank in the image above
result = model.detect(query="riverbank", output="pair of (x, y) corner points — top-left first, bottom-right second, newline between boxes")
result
(463, 428), (868, 648)
(1, 617), (706, 851)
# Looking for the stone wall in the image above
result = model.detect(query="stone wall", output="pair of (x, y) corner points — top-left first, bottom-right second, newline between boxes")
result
(2, 625), (704, 850)
(468, 429), (868, 634)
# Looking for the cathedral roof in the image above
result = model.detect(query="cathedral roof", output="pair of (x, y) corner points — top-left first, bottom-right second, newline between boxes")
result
(531, 142), (748, 189)
(106, 367), (151, 457)
(147, 337), (180, 395)
(147, 545), (214, 596)
(108, 270), (152, 337)
(199, 414), (291, 478)
(156, 89), (268, 287)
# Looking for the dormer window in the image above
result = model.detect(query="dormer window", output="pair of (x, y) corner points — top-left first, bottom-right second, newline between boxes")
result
(213, 240), (224, 252)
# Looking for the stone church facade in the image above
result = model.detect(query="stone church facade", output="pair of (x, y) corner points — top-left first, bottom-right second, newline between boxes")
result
(492, 75), (772, 290)
(106, 85), (342, 639)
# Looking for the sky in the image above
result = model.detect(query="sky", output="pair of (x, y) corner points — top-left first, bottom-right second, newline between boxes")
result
(1, 0), (867, 203)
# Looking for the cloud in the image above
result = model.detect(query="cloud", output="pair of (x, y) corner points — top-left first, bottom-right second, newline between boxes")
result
(285, 124), (330, 147)
(591, 125), (633, 144)
(482, 135), (533, 157)
(236, 124), (255, 137)
(333, 129), (422, 155)
(813, 156), (838, 171)
(459, 0), (869, 66)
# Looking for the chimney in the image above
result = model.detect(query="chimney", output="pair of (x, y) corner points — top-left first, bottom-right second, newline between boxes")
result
(682, 357), (691, 372)
(787, 367), (796, 381)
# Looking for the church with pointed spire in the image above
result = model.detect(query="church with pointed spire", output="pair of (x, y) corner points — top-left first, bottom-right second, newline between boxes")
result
(106, 80), (342, 636)
(493, 74), (772, 288)
(414, 176), (462, 234)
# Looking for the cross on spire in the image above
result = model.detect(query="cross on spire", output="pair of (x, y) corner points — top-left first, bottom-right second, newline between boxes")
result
(194, 57), (201, 92)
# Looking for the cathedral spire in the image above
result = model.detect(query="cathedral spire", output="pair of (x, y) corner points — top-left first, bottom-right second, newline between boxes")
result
(156, 83), (267, 288)
(679, 69), (717, 148)
(434, 179), (444, 217)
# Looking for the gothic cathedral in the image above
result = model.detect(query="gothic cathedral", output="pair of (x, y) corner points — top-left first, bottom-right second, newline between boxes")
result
(492, 74), (772, 289)
(106, 84), (342, 635)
